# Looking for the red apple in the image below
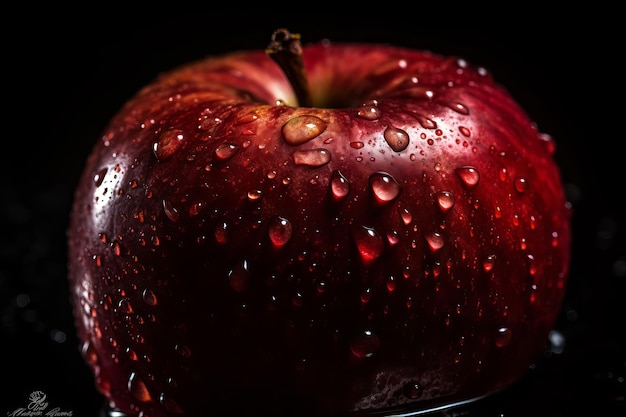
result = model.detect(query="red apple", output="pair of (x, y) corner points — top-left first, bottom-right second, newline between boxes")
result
(67, 29), (571, 416)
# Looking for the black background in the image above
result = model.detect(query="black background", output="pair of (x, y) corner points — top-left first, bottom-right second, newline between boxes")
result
(2, 7), (624, 417)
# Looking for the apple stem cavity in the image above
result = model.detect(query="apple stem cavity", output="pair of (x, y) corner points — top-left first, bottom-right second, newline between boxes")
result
(266, 28), (313, 107)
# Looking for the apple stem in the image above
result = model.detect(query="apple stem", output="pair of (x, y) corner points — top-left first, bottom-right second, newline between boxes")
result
(266, 29), (313, 107)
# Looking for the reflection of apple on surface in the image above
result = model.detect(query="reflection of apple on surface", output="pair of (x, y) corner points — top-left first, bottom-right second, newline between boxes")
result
(67, 29), (571, 416)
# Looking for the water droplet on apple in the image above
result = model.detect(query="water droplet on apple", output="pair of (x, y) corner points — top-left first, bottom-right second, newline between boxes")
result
(527, 253), (537, 276)
(153, 129), (185, 161)
(529, 283), (538, 303)
(447, 102), (470, 115)
(435, 190), (455, 212)
(455, 166), (480, 188)
(459, 126), (471, 137)
(214, 142), (240, 160)
(369, 172), (401, 203)
(112, 241), (121, 256)
(117, 298), (134, 314)
(128, 372), (152, 402)
(198, 115), (219, 131)
(350, 141), (365, 149)
(316, 281), (327, 295)
(214, 222), (229, 244)
(403, 381), (424, 399)
(412, 113), (437, 129)
(292, 148), (332, 167)
(386, 230), (399, 246)
(292, 291), (304, 307)
(353, 226), (384, 262)
(268, 216), (293, 248)
(349, 329), (380, 358)
(282, 115), (327, 145)
(330, 170), (350, 201)
(539, 132), (556, 155)
(360, 287), (372, 304)
(126, 347), (138, 361)
(235, 112), (259, 125)
(142, 288), (158, 306)
(228, 259), (250, 292)
(495, 326), (512, 347)
(425, 231), (445, 252)
(483, 254), (496, 272)
(162, 199), (180, 222)
(94, 167), (108, 186)
(399, 207), (412, 225)
(247, 189), (263, 201)
(383, 126), (410, 152)
(514, 177), (529, 193)
(356, 105), (381, 120)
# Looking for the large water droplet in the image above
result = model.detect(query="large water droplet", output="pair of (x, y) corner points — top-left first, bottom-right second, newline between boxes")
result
(447, 102), (470, 115)
(369, 172), (401, 203)
(384, 126), (410, 152)
(425, 231), (445, 252)
(153, 129), (185, 161)
(292, 148), (332, 167)
(435, 191), (455, 212)
(349, 330), (381, 358)
(247, 189), (263, 201)
(214, 142), (240, 160)
(282, 115), (327, 145)
(269, 216), (293, 248)
(353, 226), (384, 263)
(330, 170), (350, 201)
(459, 126), (471, 137)
(455, 166), (480, 188)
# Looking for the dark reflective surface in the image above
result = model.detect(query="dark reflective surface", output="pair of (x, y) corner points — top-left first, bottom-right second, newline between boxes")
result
(2, 10), (624, 417)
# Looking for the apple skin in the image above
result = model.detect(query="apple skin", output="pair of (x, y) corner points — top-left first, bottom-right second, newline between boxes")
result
(67, 39), (571, 416)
